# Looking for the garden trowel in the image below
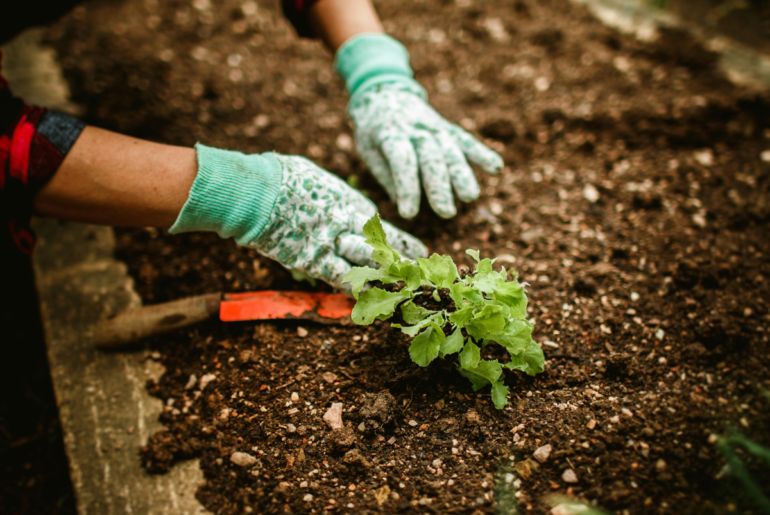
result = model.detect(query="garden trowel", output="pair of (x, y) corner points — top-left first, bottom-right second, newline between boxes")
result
(92, 290), (355, 350)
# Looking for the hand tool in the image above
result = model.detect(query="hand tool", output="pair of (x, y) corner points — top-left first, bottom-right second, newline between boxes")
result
(93, 290), (354, 350)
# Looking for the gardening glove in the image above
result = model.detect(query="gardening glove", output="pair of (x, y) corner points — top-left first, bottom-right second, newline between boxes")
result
(335, 34), (504, 219)
(169, 144), (428, 289)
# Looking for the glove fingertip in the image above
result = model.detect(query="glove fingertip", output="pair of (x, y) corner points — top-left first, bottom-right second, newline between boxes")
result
(397, 200), (420, 220)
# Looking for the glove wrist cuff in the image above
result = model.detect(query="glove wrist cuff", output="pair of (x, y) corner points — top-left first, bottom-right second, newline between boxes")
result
(169, 143), (283, 245)
(334, 33), (418, 97)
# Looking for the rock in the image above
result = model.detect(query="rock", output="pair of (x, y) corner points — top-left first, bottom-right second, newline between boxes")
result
(622, 408), (634, 418)
(693, 149), (714, 167)
(290, 391), (299, 402)
(588, 262), (617, 277)
(358, 390), (395, 427)
(465, 409), (481, 424)
(329, 426), (357, 449)
(184, 374), (197, 390)
(286, 423), (297, 433)
(586, 419), (597, 430)
(408, 420), (419, 427)
(520, 228), (545, 244)
(297, 449), (305, 462)
(303, 494), (313, 502)
(515, 459), (539, 480)
(374, 485), (391, 506)
(297, 327), (308, 337)
(343, 448), (371, 468)
(230, 452), (257, 467)
(323, 402), (344, 429)
(562, 468), (578, 483)
(358, 422), (366, 432)
(322, 372), (338, 384)
(656, 459), (667, 472)
(610, 415), (620, 424)
(533, 444), (552, 463)
(641, 427), (654, 437)
(583, 183), (600, 203)
(199, 373), (216, 390)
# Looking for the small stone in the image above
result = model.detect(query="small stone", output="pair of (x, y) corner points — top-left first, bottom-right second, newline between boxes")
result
(323, 403), (344, 430)
(586, 419), (597, 430)
(297, 449), (306, 462)
(199, 373), (216, 390)
(230, 452), (257, 467)
(641, 427), (655, 437)
(297, 327), (308, 338)
(300, 481), (308, 488)
(562, 468), (578, 483)
(291, 392), (300, 402)
(465, 410), (481, 424)
(408, 420), (419, 427)
(287, 424), (297, 433)
(708, 434), (719, 444)
(610, 415), (620, 424)
(761, 150), (770, 163)
(583, 183), (600, 203)
(322, 372), (338, 383)
(622, 408), (634, 418)
(533, 444), (552, 463)
(656, 459), (667, 472)
(358, 422), (366, 432)
(693, 149), (714, 166)
(303, 494), (313, 502)
(184, 374), (197, 390)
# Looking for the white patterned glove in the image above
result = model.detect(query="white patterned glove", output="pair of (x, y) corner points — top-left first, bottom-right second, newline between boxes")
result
(335, 34), (503, 219)
(170, 144), (428, 289)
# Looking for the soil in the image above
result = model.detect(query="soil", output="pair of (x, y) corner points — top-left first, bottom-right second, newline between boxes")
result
(44, 0), (770, 513)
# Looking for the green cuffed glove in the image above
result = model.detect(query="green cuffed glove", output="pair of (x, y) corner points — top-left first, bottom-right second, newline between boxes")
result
(335, 34), (504, 219)
(170, 144), (428, 289)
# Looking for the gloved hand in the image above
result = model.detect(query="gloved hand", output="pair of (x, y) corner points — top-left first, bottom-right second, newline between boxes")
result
(335, 34), (503, 219)
(169, 144), (428, 288)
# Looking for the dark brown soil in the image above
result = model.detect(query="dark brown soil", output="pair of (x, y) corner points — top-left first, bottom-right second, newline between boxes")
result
(45, 0), (770, 513)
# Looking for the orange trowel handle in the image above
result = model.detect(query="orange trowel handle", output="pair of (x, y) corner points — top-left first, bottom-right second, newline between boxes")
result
(220, 291), (354, 322)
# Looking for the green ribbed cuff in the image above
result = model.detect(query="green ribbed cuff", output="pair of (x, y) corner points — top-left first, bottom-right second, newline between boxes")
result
(169, 143), (283, 246)
(334, 34), (423, 101)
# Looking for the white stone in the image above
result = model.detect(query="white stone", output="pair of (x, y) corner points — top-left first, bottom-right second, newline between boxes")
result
(533, 444), (552, 463)
(323, 403), (344, 429)
(230, 452), (257, 467)
(583, 184), (600, 203)
(562, 468), (578, 483)
(199, 373), (216, 390)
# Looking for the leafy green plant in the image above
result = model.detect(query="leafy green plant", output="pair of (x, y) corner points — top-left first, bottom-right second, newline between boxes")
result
(343, 214), (544, 409)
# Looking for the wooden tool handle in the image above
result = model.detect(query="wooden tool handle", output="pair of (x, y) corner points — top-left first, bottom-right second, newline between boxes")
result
(93, 293), (221, 350)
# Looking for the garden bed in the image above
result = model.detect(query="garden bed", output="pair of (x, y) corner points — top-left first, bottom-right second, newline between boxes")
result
(46, 0), (770, 512)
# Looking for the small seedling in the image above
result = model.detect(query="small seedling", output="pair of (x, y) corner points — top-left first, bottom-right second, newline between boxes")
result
(343, 214), (544, 409)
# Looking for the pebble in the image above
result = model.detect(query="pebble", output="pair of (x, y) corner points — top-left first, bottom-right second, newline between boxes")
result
(290, 392), (299, 402)
(622, 408), (634, 418)
(533, 444), (552, 463)
(230, 452), (257, 467)
(586, 419), (597, 430)
(300, 481), (308, 488)
(693, 149), (714, 166)
(287, 424), (297, 433)
(408, 420), (419, 427)
(322, 372), (338, 383)
(656, 459), (667, 472)
(562, 468), (578, 483)
(297, 327), (308, 338)
(199, 373), (216, 390)
(610, 415), (620, 424)
(583, 183), (600, 203)
(323, 403), (344, 430)
(303, 494), (313, 502)
(708, 434), (719, 444)
(761, 150), (770, 163)
(358, 422), (366, 432)
(184, 374), (197, 390)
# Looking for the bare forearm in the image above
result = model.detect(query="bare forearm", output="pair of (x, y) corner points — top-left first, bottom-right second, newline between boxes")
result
(309, 0), (384, 52)
(33, 126), (197, 228)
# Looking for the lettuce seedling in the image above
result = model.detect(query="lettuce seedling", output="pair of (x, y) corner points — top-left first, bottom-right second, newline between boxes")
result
(343, 214), (544, 409)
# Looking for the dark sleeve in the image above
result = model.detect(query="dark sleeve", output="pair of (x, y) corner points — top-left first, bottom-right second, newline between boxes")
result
(0, 51), (85, 254)
(281, 0), (321, 38)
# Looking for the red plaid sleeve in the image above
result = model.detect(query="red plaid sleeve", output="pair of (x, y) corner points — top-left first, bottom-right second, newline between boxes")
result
(0, 50), (84, 254)
(281, 0), (321, 38)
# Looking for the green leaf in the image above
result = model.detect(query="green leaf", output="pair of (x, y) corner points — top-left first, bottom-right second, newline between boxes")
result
(363, 214), (401, 269)
(440, 327), (465, 358)
(458, 359), (503, 391)
(342, 266), (400, 299)
(400, 301), (437, 325)
(388, 260), (422, 290)
(449, 282), (484, 306)
(464, 304), (507, 340)
(491, 278), (528, 318)
(393, 312), (445, 337)
(504, 339), (545, 376)
(486, 319), (533, 355)
(351, 287), (411, 325)
(466, 249), (481, 262)
(409, 323), (446, 367)
(475, 257), (496, 276)
(491, 380), (510, 409)
(458, 340), (481, 370)
(448, 305), (475, 328)
(432, 289), (442, 302)
(418, 254), (458, 289)
(290, 269), (317, 287)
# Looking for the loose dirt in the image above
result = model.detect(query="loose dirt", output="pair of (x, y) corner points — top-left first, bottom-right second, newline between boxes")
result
(46, 0), (770, 513)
